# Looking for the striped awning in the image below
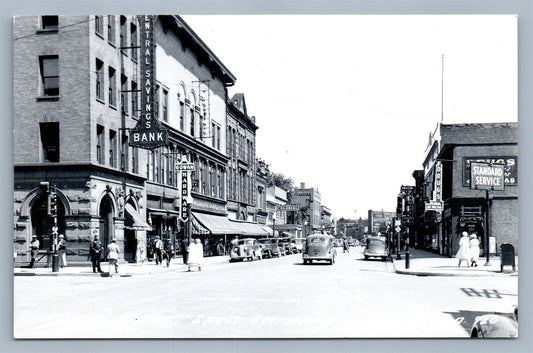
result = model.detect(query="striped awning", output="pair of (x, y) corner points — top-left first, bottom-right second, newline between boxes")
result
(124, 203), (153, 231)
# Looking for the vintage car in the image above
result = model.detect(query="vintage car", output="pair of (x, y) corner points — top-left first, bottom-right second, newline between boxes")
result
(302, 233), (337, 265)
(278, 237), (293, 255)
(347, 236), (355, 247)
(291, 238), (304, 253)
(470, 307), (518, 338)
(363, 236), (388, 261)
(257, 238), (282, 258)
(229, 238), (262, 262)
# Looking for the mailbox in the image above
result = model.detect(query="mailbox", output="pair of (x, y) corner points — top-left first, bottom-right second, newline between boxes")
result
(500, 243), (516, 272)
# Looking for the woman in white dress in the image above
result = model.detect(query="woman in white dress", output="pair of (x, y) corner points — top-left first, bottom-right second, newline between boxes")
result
(469, 234), (480, 267)
(188, 238), (204, 271)
(456, 231), (471, 267)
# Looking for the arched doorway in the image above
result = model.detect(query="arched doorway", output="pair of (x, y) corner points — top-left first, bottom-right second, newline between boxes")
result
(99, 195), (115, 259)
(30, 192), (66, 255)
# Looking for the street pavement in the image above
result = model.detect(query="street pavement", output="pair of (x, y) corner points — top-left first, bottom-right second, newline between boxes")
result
(13, 246), (517, 339)
(14, 246), (518, 278)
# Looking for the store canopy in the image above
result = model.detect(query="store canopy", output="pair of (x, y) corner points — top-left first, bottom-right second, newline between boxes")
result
(193, 213), (242, 235)
(229, 220), (271, 237)
(261, 226), (279, 237)
(124, 203), (153, 231)
(148, 207), (180, 217)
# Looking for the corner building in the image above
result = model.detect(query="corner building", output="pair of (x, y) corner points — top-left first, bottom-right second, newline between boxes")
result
(13, 15), (237, 265)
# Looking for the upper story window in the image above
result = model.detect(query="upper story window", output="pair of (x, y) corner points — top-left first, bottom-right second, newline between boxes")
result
(107, 15), (115, 45)
(162, 88), (168, 122)
(121, 74), (128, 114)
(41, 16), (58, 31)
(95, 58), (104, 101)
(190, 107), (195, 137)
(216, 126), (221, 150)
(109, 129), (117, 168)
(119, 15), (127, 53)
(96, 125), (105, 164)
(131, 80), (138, 117)
(108, 66), (116, 107)
(39, 55), (59, 97)
(130, 22), (137, 60)
(95, 15), (103, 37)
(39, 122), (59, 162)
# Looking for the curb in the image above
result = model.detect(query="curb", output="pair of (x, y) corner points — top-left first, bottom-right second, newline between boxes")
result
(394, 269), (516, 277)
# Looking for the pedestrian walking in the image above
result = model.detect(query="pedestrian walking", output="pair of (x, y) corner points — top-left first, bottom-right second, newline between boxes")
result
(153, 236), (163, 265)
(181, 237), (189, 264)
(90, 235), (103, 273)
(163, 239), (173, 267)
(136, 239), (145, 266)
(456, 231), (471, 267)
(469, 233), (480, 267)
(58, 234), (67, 268)
(188, 238), (203, 271)
(107, 238), (120, 275)
(342, 234), (349, 253)
(216, 239), (225, 256)
(28, 235), (39, 268)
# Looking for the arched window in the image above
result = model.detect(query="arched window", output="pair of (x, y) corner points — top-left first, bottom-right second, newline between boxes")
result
(178, 84), (186, 131)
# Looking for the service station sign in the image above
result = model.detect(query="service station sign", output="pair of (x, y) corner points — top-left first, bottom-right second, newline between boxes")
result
(470, 162), (505, 191)
(129, 15), (168, 149)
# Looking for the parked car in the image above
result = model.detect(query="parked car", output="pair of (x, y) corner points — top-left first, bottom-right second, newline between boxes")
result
(302, 233), (337, 265)
(229, 238), (262, 262)
(258, 238), (282, 258)
(291, 238), (304, 253)
(363, 236), (388, 261)
(470, 306), (518, 338)
(278, 237), (293, 255)
(347, 236), (355, 247)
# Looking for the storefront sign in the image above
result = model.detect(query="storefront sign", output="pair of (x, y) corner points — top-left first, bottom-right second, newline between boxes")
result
(180, 171), (190, 222)
(130, 15), (168, 149)
(434, 161), (442, 202)
(425, 201), (444, 212)
(275, 204), (300, 211)
(463, 157), (517, 186)
(470, 162), (505, 190)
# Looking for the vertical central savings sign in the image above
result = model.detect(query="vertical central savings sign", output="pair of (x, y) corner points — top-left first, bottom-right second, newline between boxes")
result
(129, 15), (168, 149)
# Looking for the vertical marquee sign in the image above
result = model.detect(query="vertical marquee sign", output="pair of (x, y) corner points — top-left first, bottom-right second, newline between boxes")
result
(176, 157), (195, 222)
(129, 15), (168, 149)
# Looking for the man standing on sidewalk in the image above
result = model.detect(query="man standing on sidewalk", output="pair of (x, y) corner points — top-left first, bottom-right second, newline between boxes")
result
(107, 239), (120, 276)
(28, 235), (39, 268)
(90, 235), (103, 273)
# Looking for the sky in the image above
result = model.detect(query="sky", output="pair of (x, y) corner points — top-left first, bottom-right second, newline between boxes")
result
(182, 15), (517, 220)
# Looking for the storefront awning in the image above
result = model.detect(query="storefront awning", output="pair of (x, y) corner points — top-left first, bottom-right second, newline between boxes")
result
(148, 208), (180, 217)
(261, 226), (279, 237)
(192, 212), (242, 235)
(124, 204), (153, 231)
(229, 220), (271, 237)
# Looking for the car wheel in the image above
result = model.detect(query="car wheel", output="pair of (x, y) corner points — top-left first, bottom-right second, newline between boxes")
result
(364, 255), (369, 260)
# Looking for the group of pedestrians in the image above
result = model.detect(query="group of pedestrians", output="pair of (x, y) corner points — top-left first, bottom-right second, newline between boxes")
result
(28, 234), (68, 269)
(455, 231), (481, 267)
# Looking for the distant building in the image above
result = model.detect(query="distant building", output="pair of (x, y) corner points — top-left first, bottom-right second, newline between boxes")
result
(320, 205), (333, 232)
(255, 159), (269, 225)
(368, 210), (395, 235)
(293, 183), (321, 235)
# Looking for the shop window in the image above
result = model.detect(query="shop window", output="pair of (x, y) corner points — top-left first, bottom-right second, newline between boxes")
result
(39, 122), (59, 162)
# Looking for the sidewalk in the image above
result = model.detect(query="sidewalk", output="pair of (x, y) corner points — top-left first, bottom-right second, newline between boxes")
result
(391, 248), (518, 277)
(13, 255), (231, 277)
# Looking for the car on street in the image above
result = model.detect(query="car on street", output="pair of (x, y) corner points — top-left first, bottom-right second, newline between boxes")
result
(302, 233), (337, 265)
(278, 237), (293, 255)
(257, 238), (282, 258)
(291, 238), (304, 253)
(470, 307), (518, 338)
(347, 236), (355, 247)
(363, 236), (388, 261)
(229, 238), (262, 262)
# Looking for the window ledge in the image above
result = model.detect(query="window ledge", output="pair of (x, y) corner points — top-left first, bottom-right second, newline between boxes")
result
(95, 32), (104, 40)
(36, 29), (58, 34)
(96, 97), (105, 105)
(109, 104), (117, 111)
(36, 95), (60, 102)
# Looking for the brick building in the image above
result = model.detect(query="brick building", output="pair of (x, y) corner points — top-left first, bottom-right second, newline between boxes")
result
(415, 122), (518, 256)
(13, 15), (241, 265)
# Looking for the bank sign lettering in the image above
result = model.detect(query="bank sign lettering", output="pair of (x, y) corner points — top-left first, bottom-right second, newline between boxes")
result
(129, 15), (168, 149)
(470, 162), (505, 190)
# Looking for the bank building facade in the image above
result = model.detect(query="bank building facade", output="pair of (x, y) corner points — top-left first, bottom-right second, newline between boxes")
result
(12, 15), (268, 266)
